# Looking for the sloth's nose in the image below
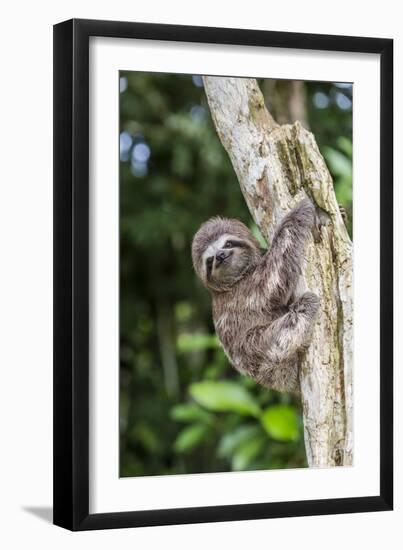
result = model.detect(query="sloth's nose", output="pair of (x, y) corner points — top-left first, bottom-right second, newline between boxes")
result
(215, 250), (230, 265)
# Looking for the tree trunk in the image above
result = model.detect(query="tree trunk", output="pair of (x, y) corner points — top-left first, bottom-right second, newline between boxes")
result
(203, 76), (353, 467)
(263, 79), (309, 128)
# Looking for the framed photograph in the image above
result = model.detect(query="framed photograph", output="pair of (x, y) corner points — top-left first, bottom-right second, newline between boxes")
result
(53, 19), (393, 530)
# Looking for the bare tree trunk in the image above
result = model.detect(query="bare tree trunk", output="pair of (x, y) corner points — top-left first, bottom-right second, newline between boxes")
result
(263, 80), (309, 128)
(203, 76), (353, 467)
(156, 301), (180, 398)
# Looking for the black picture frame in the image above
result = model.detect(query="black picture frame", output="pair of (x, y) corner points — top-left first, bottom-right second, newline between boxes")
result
(53, 18), (393, 531)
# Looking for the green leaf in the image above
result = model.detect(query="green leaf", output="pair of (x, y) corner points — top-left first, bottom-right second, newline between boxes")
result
(218, 425), (261, 458)
(189, 381), (261, 416)
(203, 364), (224, 379)
(323, 147), (352, 179)
(337, 136), (353, 159)
(173, 424), (210, 453)
(250, 223), (267, 248)
(335, 177), (353, 205)
(261, 405), (300, 441)
(232, 435), (266, 471)
(176, 333), (220, 353)
(170, 403), (211, 423)
(174, 301), (193, 323)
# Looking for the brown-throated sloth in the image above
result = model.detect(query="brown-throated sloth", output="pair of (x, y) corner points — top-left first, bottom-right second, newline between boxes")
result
(191, 199), (320, 393)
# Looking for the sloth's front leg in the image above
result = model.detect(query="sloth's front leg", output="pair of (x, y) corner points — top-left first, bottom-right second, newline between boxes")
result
(263, 199), (315, 307)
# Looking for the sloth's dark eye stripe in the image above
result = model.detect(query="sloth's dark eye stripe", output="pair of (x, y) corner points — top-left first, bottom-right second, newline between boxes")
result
(206, 256), (213, 276)
(229, 239), (247, 248)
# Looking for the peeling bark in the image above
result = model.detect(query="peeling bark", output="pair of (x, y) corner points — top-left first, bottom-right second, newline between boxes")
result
(203, 76), (353, 467)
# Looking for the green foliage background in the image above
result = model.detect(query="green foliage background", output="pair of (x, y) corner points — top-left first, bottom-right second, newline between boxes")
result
(119, 73), (352, 477)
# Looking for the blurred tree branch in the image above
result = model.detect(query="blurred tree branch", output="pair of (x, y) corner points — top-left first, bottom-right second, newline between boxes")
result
(263, 80), (309, 128)
(203, 76), (353, 467)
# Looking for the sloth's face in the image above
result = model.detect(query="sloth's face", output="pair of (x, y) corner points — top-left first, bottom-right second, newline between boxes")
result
(202, 234), (253, 290)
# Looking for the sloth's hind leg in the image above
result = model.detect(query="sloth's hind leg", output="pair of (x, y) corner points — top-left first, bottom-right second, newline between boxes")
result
(266, 292), (320, 364)
(256, 358), (300, 394)
(254, 292), (319, 393)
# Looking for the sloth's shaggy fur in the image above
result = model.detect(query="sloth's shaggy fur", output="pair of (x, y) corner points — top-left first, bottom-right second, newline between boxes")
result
(192, 199), (320, 393)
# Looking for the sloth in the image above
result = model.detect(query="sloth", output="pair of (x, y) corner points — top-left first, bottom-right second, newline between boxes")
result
(191, 199), (320, 393)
